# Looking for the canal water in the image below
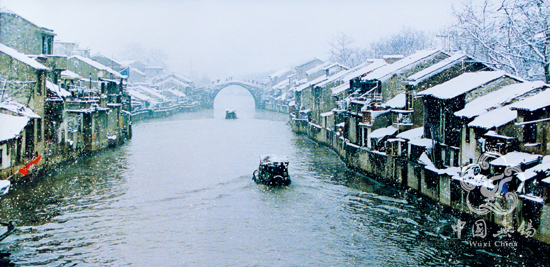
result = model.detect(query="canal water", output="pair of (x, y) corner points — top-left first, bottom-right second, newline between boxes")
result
(0, 86), (548, 266)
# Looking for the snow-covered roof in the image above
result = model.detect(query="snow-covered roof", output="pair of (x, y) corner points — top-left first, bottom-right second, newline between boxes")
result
(416, 71), (509, 100)
(468, 106), (517, 129)
(419, 152), (437, 169)
(120, 59), (147, 67)
(296, 75), (329, 92)
(383, 54), (404, 60)
(0, 8), (54, 33)
(406, 52), (469, 86)
(46, 80), (71, 98)
(489, 151), (541, 167)
(275, 92), (287, 101)
(484, 130), (515, 140)
(61, 69), (81, 79)
(329, 60), (386, 97)
(130, 67), (146, 76)
(509, 87), (550, 112)
(409, 138), (434, 148)
(369, 126), (398, 140)
(296, 58), (323, 68)
(305, 62), (332, 76)
(269, 68), (292, 79)
(315, 69), (349, 88)
(128, 89), (152, 101)
(152, 73), (193, 85)
(0, 99), (40, 118)
(361, 49), (445, 83)
(156, 77), (189, 87)
(91, 53), (122, 65)
(0, 113), (30, 142)
(455, 81), (546, 119)
(420, 153), (463, 177)
(521, 160), (550, 182)
(331, 82), (350, 96)
(272, 78), (290, 90)
(165, 88), (187, 97)
(134, 86), (166, 100)
(69, 55), (124, 78)
(396, 127), (424, 140)
(347, 59), (387, 78)
(452, 172), (495, 187)
(382, 93), (406, 109)
(0, 43), (49, 70)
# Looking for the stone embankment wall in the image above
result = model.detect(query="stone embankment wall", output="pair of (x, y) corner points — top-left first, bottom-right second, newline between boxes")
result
(290, 117), (550, 245)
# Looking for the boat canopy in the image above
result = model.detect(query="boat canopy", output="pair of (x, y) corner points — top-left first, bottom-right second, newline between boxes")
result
(260, 154), (289, 164)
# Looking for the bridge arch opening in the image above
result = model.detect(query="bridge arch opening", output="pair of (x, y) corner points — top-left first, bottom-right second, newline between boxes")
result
(213, 85), (256, 118)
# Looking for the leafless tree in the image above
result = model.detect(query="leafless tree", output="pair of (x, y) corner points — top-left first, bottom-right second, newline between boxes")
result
(368, 28), (434, 58)
(147, 48), (169, 68)
(452, 0), (550, 82)
(328, 32), (361, 67)
(119, 42), (169, 68)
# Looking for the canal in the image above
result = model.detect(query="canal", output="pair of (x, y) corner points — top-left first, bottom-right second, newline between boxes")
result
(0, 86), (547, 266)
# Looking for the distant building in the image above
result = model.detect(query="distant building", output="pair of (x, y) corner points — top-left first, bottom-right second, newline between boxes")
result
(0, 8), (55, 55)
(295, 58), (324, 81)
(91, 53), (123, 72)
(53, 41), (90, 57)
(144, 67), (164, 79)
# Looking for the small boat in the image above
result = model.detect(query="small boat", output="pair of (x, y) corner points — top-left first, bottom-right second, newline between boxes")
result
(0, 221), (16, 242)
(0, 180), (10, 196)
(225, 109), (237, 119)
(253, 155), (291, 186)
(107, 134), (117, 147)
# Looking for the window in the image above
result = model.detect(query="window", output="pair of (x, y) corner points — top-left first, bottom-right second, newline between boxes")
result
(42, 35), (53, 54)
(524, 123), (536, 143)
(37, 119), (42, 142)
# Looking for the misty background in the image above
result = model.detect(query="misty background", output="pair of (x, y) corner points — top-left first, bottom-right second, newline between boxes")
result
(0, 0), (460, 83)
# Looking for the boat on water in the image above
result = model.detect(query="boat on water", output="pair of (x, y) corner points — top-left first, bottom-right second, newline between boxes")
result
(225, 109), (237, 119)
(253, 155), (291, 186)
(107, 134), (117, 147)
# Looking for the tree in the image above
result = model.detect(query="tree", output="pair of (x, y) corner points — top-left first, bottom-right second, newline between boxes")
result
(451, 0), (550, 82)
(369, 28), (434, 58)
(119, 42), (169, 69)
(328, 32), (361, 67)
(147, 48), (168, 68)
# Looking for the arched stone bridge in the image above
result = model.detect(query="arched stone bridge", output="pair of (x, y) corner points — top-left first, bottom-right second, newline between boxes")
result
(202, 80), (267, 109)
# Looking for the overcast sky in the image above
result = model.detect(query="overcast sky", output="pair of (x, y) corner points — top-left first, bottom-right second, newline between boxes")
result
(1, 0), (460, 81)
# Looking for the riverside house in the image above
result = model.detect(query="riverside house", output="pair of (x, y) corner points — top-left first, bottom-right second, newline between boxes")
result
(0, 43), (50, 179)
(352, 49), (450, 147)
